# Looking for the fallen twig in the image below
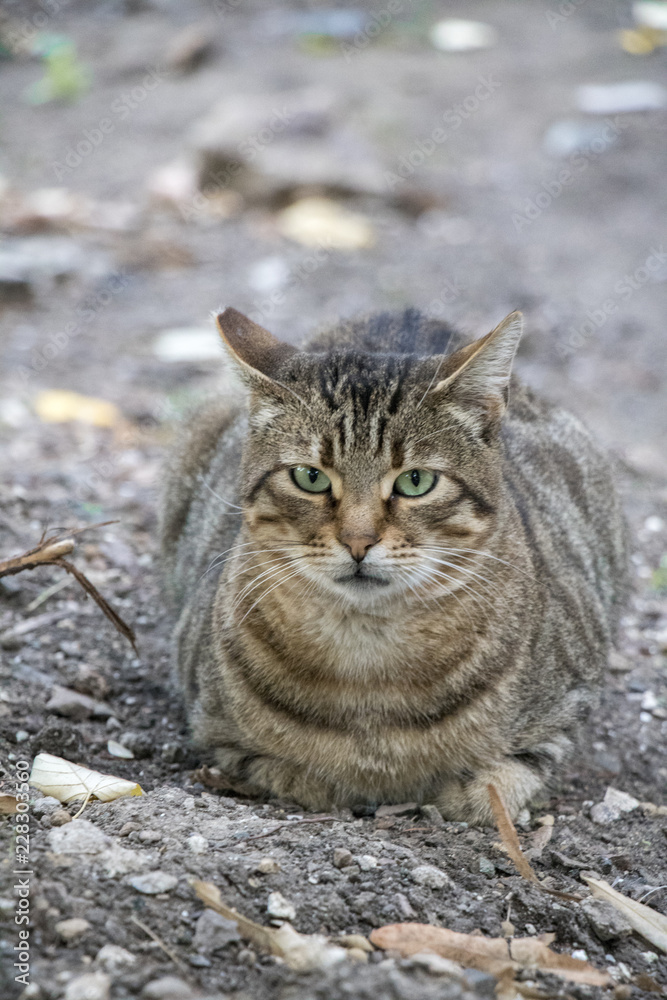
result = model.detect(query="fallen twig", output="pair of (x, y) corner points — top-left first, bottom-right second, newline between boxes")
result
(0, 522), (137, 653)
(130, 915), (188, 972)
(242, 814), (338, 843)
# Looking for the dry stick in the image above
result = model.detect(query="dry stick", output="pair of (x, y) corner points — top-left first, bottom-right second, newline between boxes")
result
(130, 915), (188, 973)
(0, 523), (137, 653)
(242, 814), (337, 843)
(487, 784), (582, 903)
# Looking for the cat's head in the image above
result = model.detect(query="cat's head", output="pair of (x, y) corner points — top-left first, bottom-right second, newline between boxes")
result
(216, 307), (522, 610)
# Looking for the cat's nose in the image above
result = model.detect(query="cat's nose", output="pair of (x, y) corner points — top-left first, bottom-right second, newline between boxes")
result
(339, 532), (379, 563)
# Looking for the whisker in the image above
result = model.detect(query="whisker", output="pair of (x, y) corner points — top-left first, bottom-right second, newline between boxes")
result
(239, 567), (305, 623)
(414, 331), (453, 412)
(201, 478), (244, 511)
(420, 554), (502, 601)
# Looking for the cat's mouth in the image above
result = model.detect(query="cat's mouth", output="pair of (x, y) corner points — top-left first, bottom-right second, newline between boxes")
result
(334, 569), (390, 588)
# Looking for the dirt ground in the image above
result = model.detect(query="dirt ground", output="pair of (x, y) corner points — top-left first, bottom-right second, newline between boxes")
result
(1, 1), (666, 998)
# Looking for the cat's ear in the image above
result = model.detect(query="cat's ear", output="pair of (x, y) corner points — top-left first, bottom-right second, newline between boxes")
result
(432, 311), (523, 432)
(215, 308), (297, 391)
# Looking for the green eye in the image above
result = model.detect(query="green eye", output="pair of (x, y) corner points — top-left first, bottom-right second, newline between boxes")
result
(393, 469), (437, 497)
(291, 466), (331, 494)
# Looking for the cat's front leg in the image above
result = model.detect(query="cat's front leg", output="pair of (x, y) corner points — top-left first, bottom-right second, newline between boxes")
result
(212, 746), (334, 810)
(430, 760), (544, 825)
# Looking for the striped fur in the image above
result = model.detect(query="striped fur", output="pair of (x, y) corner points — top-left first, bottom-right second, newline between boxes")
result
(159, 308), (628, 823)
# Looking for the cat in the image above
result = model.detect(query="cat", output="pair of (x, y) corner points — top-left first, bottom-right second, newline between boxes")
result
(159, 305), (629, 824)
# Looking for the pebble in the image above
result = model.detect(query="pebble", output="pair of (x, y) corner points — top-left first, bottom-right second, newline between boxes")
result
(333, 847), (353, 868)
(55, 918), (90, 941)
(581, 897), (633, 941)
(267, 890), (296, 921)
(256, 856), (281, 873)
(591, 786), (640, 824)
(45, 686), (113, 721)
(408, 952), (465, 979)
(356, 855), (378, 871)
(410, 865), (451, 889)
(128, 871), (178, 895)
(138, 829), (162, 844)
(187, 833), (208, 854)
(429, 18), (497, 52)
(95, 944), (137, 973)
(543, 119), (620, 158)
(193, 908), (241, 954)
(478, 857), (496, 876)
(49, 820), (111, 855)
(576, 81), (667, 114)
(64, 972), (110, 1000)
(420, 804), (445, 827)
(32, 796), (62, 819)
(142, 977), (196, 1000)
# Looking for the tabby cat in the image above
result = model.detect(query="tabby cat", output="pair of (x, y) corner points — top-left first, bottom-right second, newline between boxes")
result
(159, 306), (628, 823)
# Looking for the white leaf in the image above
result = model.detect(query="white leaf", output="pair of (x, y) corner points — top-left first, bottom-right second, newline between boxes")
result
(583, 876), (667, 954)
(29, 752), (143, 804)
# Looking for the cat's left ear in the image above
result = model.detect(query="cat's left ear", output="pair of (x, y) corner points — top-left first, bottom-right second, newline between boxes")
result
(432, 311), (523, 432)
(215, 308), (297, 392)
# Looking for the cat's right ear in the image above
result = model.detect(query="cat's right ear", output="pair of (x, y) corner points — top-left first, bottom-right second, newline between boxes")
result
(215, 308), (297, 392)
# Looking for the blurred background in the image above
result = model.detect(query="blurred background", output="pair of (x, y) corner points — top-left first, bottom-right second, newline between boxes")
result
(0, 1), (666, 682)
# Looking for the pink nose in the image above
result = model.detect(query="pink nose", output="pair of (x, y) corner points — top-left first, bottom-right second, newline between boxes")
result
(338, 533), (379, 563)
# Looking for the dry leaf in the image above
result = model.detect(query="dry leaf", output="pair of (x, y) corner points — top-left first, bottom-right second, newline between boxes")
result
(193, 880), (346, 971)
(34, 390), (120, 428)
(583, 876), (667, 954)
(0, 794), (19, 814)
(487, 784), (539, 882)
(276, 197), (374, 250)
(369, 923), (611, 987)
(107, 740), (134, 759)
(29, 752), (143, 804)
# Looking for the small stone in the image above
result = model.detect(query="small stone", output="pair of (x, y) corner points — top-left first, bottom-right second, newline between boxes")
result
(119, 822), (141, 837)
(479, 857), (496, 877)
(237, 947), (256, 966)
(51, 808), (73, 826)
(571, 948), (588, 961)
(138, 829), (162, 844)
(591, 786), (640, 824)
(188, 954), (211, 967)
(49, 820), (111, 855)
(64, 972), (110, 1000)
(411, 865), (451, 889)
(463, 968), (497, 996)
(95, 944), (137, 974)
(128, 871), (178, 895)
(420, 803), (445, 827)
(410, 952), (465, 979)
(516, 808), (531, 828)
(46, 686), (112, 721)
(332, 847), (353, 868)
(581, 897), (633, 941)
(193, 908), (241, 954)
(356, 855), (378, 871)
(347, 947), (368, 962)
(336, 934), (373, 952)
(187, 834), (208, 854)
(501, 920), (515, 937)
(525, 923), (538, 936)
(267, 890), (296, 921)
(142, 977), (195, 1000)
(118, 731), (154, 759)
(55, 917), (90, 941)
(15, 729), (29, 742)
(256, 856), (281, 874)
(32, 796), (62, 819)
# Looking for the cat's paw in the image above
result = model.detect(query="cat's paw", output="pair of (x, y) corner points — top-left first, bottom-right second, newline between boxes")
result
(430, 760), (543, 825)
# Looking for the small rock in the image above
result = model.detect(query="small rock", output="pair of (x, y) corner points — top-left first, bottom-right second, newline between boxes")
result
(576, 81), (667, 114)
(571, 948), (588, 961)
(581, 897), (633, 941)
(187, 834), (208, 854)
(410, 865), (451, 889)
(74, 664), (110, 701)
(479, 857), (496, 877)
(55, 917), (90, 941)
(463, 968), (497, 996)
(430, 19), (497, 52)
(193, 908), (241, 955)
(356, 855), (378, 871)
(64, 972), (110, 1000)
(256, 856), (281, 874)
(516, 808), (531, 828)
(138, 830), (162, 844)
(107, 739), (134, 759)
(409, 952), (465, 979)
(128, 871), (178, 895)
(46, 685), (112, 721)
(591, 787), (640, 824)
(267, 890), (296, 921)
(332, 848), (353, 868)
(543, 120), (620, 159)
(95, 944), (137, 974)
(166, 24), (213, 74)
(142, 977), (196, 1000)
(420, 804), (445, 827)
(31, 796), (61, 819)
(336, 934), (373, 952)
(50, 809), (73, 826)
(118, 731), (154, 759)
(119, 822), (141, 837)
(49, 820), (111, 855)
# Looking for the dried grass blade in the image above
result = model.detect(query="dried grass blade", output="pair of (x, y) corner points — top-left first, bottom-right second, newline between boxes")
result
(583, 876), (667, 954)
(487, 783), (538, 883)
